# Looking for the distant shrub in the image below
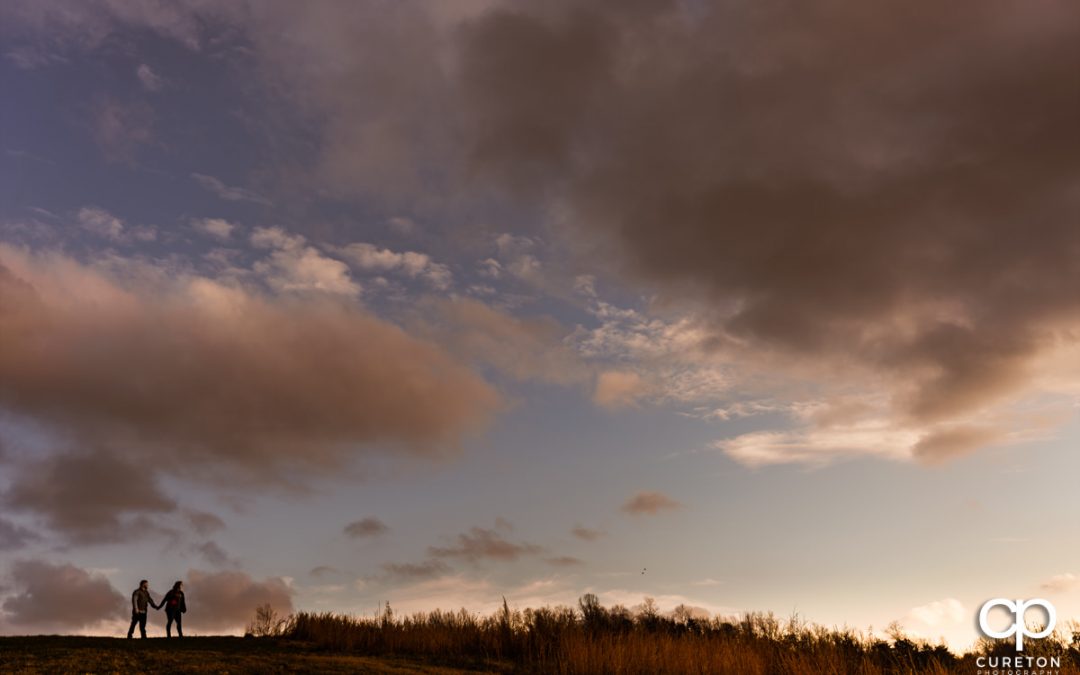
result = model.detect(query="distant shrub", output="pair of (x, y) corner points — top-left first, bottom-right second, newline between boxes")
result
(245, 603), (291, 638)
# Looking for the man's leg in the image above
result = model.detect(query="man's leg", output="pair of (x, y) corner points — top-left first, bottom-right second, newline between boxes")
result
(166, 611), (173, 638)
(175, 612), (183, 637)
(138, 612), (148, 638)
(127, 613), (139, 638)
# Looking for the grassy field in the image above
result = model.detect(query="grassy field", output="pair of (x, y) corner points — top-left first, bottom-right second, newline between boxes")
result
(4, 596), (1079, 674)
(0, 636), (502, 674)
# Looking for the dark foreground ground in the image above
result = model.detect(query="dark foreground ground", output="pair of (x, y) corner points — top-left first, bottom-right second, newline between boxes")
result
(0, 636), (503, 674)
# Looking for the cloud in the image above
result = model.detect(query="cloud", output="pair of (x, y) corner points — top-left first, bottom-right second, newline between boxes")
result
(186, 510), (226, 536)
(421, 297), (587, 386)
(250, 227), (360, 296)
(4, 45), (67, 70)
(192, 218), (235, 239)
(0, 245), (502, 487)
(428, 527), (542, 562)
(191, 173), (272, 206)
(343, 517), (388, 538)
(77, 206), (124, 240)
(1, 0), (208, 53)
(2, 560), (125, 631)
(77, 207), (156, 243)
(452, 0), (1080, 464)
(621, 491), (681, 516)
(230, 2), (475, 206)
(716, 414), (1026, 467)
(1041, 573), (1080, 593)
(309, 566), (339, 579)
(92, 98), (154, 164)
(716, 424), (918, 468)
(0, 518), (38, 551)
(5, 452), (177, 543)
(196, 541), (235, 567)
(906, 598), (966, 627)
(184, 569), (294, 633)
(387, 216), (417, 235)
(136, 63), (163, 91)
(14, 0), (1072, 467)
(337, 242), (452, 290)
(569, 291), (731, 408)
(545, 556), (584, 567)
(379, 560), (451, 582)
(910, 426), (1001, 465)
(593, 370), (647, 410)
(571, 525), (605, 542)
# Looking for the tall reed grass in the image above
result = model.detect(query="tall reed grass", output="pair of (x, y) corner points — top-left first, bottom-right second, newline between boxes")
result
(266, 594), (1079, 673)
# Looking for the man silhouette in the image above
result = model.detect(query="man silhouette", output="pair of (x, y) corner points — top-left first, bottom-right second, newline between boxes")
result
(127, 580), (159, 638)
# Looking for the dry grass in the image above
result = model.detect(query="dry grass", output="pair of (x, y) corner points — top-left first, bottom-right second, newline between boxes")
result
(279, 597), (1080, 674)
(281, 598), (978, 674)
(0, 635), (494, 674)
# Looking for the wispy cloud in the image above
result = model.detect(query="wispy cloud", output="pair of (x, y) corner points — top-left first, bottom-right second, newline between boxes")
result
(191, 173), (272, 206)
(77, 206), (156, 243)
(192, 217), (235, 239)
(136, 63), (163, 91)
(571, 525), (605, 542)
(343, 517), (388, 539)
(1041, 573), (1080, 593)
(379, 560), (451, 582)
(545, 556), (584, 567)
(428, 527), (542, 562)
(621, 492), (682, 517)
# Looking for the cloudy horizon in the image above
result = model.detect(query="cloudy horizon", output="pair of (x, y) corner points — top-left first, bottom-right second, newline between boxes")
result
(3, 0), (1080, 650)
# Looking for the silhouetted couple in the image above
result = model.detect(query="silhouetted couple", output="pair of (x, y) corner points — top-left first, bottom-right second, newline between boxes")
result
(127, 580), (186, 638)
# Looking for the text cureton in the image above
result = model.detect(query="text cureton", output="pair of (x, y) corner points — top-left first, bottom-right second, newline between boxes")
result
(976, 655), (1060, 668)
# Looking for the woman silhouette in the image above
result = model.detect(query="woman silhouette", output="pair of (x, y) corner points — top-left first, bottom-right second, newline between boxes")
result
(162, 580), (187, 638)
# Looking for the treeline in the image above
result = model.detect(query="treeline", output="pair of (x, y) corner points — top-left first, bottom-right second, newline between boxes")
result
(249, 594), (1080, 674)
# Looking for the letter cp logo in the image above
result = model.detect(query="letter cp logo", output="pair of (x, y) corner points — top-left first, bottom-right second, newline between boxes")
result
(978, 598), (1056, 651)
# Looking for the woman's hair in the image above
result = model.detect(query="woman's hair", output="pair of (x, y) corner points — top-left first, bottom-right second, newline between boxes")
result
(172, 581), (183, 591)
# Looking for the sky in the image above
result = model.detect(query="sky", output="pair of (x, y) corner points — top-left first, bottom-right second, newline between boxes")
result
(2, 0), (1080, 650)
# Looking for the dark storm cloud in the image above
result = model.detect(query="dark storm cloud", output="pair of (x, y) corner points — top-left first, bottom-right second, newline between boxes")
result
(2, 560), (125, 630)
(343, 517), (389, 539)
(428, 527), (542, 562)
(8, 0), (1076, 465)
(455, 0), (1080, 459)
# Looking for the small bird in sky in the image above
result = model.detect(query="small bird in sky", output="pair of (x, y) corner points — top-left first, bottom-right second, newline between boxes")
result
(641, 567), (647, 575)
